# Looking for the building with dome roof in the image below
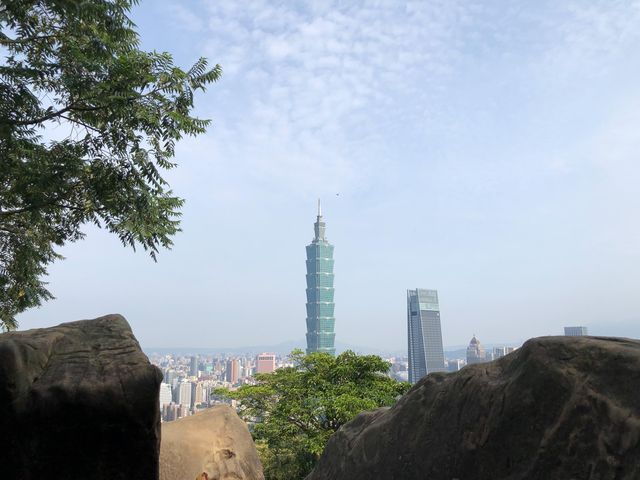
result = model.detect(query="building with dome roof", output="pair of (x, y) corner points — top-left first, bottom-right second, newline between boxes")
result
(466, 335), (486, 365)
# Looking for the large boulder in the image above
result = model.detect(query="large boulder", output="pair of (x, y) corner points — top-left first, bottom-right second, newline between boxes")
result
(307, 336), (640, 480)
(161, 404), (265, 480)
(0, 314), (162, 480)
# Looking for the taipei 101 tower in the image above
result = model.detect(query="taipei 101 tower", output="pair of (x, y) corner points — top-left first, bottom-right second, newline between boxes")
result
(305, 200), (336, 355)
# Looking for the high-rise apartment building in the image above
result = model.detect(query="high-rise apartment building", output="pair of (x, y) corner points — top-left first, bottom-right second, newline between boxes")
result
(225, 359), (240, 384)
(159, 383), (172, 407)
(173, 380), (192, 408)
(191, 382), (203, 408)
(162, 403), (178, 422)
(190, 355), (198, 377)
(256, 353), (276, 374)
(162, 402), (191, 422)
(492, 346), (516, 359)
(564, 326), (588, 336)
(407, 289), (446, 383)
(164, 369), (177, 386)
(306, 200), (336, 355)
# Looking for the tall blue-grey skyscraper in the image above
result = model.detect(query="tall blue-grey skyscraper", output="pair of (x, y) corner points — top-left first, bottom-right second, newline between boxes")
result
(305, 201), (336, 355)
(407, 288), (446, 383)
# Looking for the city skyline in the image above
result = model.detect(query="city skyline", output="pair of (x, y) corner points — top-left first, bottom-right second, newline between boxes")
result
(14, 1), (640, 349)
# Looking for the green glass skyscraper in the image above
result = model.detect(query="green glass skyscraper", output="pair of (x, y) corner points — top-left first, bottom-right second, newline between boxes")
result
(305, 200), (336, 355)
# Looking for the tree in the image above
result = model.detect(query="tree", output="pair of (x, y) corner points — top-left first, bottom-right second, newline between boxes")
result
(0, 0), (221, 330)
(216, 350), (411, 480)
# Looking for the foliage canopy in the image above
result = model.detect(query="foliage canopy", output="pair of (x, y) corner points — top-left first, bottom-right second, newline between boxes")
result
(217, 350), (411, 480)
(0, 0), (220, 329)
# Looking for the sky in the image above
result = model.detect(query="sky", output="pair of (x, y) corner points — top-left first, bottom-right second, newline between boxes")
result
(16, 0), (640, 350)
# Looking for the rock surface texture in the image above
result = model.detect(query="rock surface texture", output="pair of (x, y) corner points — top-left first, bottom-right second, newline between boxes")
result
(307, 336), (640, 480)
(160, 405), (265, 480)
(0, 314), (163, 480)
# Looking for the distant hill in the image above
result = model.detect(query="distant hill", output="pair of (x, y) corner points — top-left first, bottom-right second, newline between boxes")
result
(144, 340), (404, 357)
(144, 340), (527, 359)
(144, 340), (302, 357)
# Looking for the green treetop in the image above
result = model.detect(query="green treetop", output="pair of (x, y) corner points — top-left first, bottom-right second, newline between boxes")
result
(0, 0), (221, 330)
(216, 349), (411, 480)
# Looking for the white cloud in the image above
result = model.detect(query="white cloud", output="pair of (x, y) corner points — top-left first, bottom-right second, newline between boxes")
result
(165, 4), (205, 32)
(194, 0), (476, 198)
(535, 0), (640, 83)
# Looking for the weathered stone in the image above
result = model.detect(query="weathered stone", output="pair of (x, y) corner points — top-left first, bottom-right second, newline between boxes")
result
(307, 336), (640, 480)
(160, 405), (265, 480)
(0, 314), (162, 480)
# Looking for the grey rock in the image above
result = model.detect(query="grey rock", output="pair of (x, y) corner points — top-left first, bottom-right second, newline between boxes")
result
(0, 314), (162, 480)
(161, 404), (265, 480)
(307, 336), (640, 480)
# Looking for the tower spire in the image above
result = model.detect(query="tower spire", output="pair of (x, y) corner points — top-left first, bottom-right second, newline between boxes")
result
(313, 200), (326, 242)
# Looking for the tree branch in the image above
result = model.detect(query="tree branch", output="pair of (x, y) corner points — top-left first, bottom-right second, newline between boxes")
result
(0, 224), (22, 235)
(0, 33), (61, 46)
(0, 204), (50, 217)
(10, 104), (104, 126)
(60, 114), (101, 134)
(0, 185), (82, 217)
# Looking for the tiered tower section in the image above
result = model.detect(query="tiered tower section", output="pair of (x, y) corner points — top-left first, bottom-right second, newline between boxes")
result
(305, 200), (336, 355)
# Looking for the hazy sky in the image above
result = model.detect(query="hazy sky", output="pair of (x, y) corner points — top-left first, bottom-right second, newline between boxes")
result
(17, 0), (640, 350)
